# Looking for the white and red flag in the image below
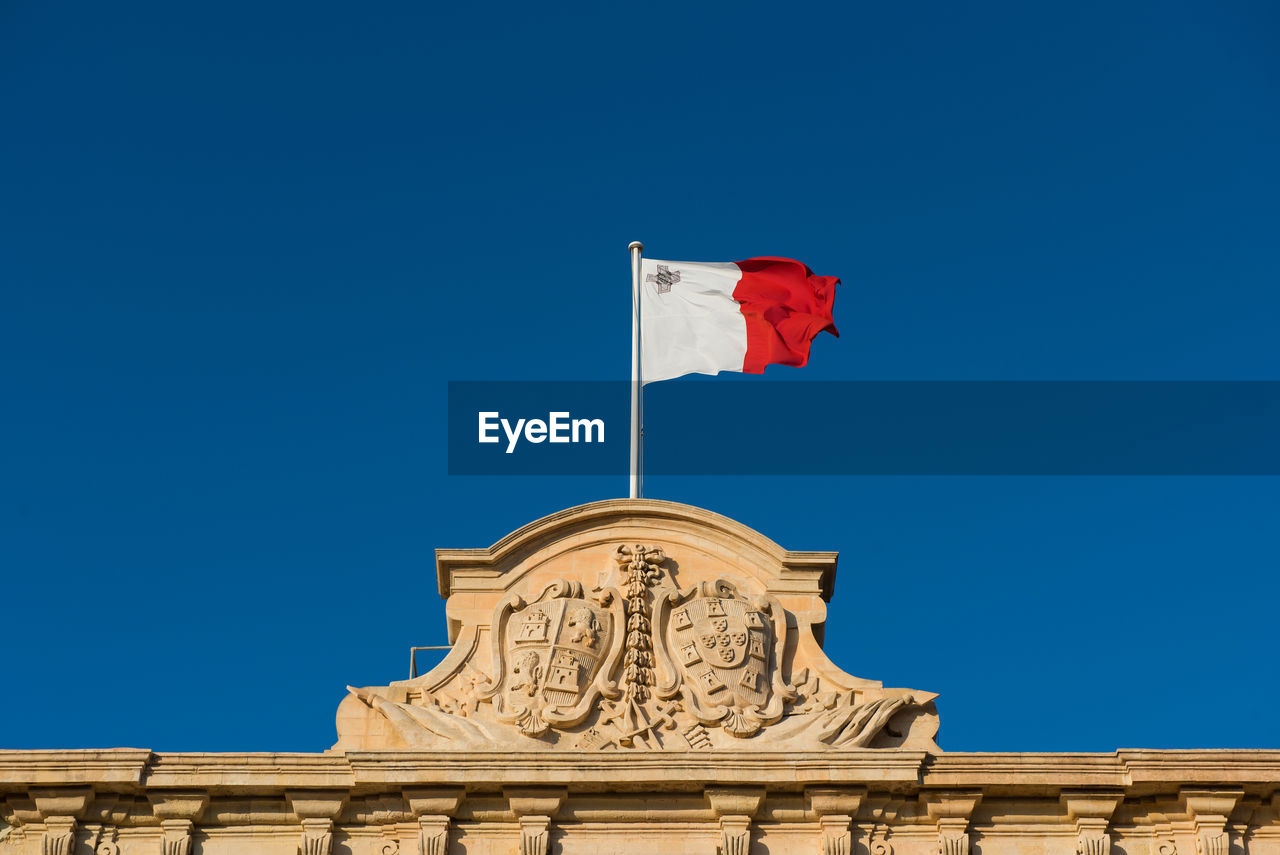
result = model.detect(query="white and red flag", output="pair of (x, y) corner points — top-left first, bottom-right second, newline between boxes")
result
(639, 256), (840, 384)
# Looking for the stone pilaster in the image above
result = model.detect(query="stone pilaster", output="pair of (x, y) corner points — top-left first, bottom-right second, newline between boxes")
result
(160, 820), (195, 855)
(404, 787), (464, 855)
(41, 817), (76, 855)
(924, 792), (981, 855)
(287, 790), (348, 855)
(417, 817), (451, 855)
(1184, 790), (1243, 855)
(300, 818), (335, 855)
(30, 787), (92, 855)
(707, 787), (765, 855)
(150, 791), (209, 855)
(809, 788), (866, 855)
(505, 787), (566, 855)
(1062, 791), (1124, 855)
(518, 816), (552, 855)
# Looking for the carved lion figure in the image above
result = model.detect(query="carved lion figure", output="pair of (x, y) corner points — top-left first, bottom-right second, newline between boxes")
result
(509, 650), (543, 697)
(566, 606), (601, 648)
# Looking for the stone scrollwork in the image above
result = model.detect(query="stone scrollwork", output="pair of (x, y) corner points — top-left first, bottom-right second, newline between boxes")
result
(870, 827), (893, 855)
(813, 695), (920, 748)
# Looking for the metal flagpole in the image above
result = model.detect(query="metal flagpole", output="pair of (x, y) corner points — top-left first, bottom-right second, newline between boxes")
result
(629, 240), (644, 498)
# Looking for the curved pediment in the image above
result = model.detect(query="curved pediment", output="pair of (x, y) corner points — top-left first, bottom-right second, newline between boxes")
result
(435, 498), (837, 602)
(337, 499), (938, 753)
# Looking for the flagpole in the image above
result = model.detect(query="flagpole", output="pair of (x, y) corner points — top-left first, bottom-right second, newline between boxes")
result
(628, 240), (644, 499)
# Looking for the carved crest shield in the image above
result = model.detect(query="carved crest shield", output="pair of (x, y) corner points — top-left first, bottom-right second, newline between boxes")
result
(671, 596), (769, 708)
(654, 579), (794, 737)
(486, 580), (621, 736)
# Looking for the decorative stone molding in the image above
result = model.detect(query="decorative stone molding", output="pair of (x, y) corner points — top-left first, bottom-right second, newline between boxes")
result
(300, 818), (334, 855)
(809, 789), (865, 855)
(160, 820), (195, 855)
(868, 824), (893, 855)
(1062, 791), (1124, 855)
(707, 787), (764, 855)
(2, 796), (37, 848)
(150, 791), (209, 855)
(378, 823), (401, 855)
(416, 817), (450, 855)
(40, 817), (75, 855)
(716, 815), (750, 855)
(1184, 789), (1244, 855)
(517, 815), (551, 855)
(90, 824), (120, 855)
(924, 792), (981, 855)
(29, 787), (91, 855)
(505, 787), (565, 855)
(817, 815), (853, 855)
(404, 787), (463, 855)
(505, 787), (566, 819)
(80, 794), (130, 855)
(286, 790), (347, 855)
(1153, 821), (1178, 855)
(28, 788), (92, 819)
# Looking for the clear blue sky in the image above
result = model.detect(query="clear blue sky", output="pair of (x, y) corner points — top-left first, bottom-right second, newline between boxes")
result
(2, 1), (1277, 752)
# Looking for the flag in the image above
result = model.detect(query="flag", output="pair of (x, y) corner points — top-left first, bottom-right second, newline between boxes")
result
(639, 256), (839, 384)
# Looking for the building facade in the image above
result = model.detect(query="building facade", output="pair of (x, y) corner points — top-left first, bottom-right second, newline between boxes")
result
(2, 500), (1277, 855)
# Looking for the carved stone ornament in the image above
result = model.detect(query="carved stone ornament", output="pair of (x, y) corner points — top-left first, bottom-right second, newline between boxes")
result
(334, 500), (941, 753)
(41, 818), (75, 855)
(484, 579), (621, 736)
(654, 578), (792, 737)
(300, 818), (333, 855)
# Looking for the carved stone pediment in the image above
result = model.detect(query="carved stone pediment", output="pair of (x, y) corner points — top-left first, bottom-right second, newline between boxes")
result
(335, 499), (939, 752)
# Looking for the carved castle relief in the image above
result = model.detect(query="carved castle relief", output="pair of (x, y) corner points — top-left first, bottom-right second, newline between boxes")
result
(337, 501), (939, 752)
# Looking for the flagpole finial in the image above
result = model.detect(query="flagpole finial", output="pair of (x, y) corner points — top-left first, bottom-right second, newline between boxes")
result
(629, 240), (644, 252)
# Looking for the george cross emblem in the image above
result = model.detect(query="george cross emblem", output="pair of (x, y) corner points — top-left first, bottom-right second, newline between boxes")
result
(645, 264), (681, 294)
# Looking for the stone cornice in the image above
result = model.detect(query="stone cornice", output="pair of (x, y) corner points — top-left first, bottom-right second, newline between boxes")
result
(0, 750), (151, 786)
(345, 750), (931, 789)
(144, 753), (355, 791)
(2, 749), (1277, 797)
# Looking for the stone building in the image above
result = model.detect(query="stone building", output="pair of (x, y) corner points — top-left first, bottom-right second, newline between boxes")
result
(2, 499), (1277, 855)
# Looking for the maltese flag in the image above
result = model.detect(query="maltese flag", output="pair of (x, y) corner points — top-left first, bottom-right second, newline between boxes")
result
(639, 256), (840, 384)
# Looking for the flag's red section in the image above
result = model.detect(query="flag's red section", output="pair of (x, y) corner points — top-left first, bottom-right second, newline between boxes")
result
(732, 257), (840, 374)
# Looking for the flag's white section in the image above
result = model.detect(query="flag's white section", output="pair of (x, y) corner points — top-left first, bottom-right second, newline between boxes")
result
(640, 258), (747, 384)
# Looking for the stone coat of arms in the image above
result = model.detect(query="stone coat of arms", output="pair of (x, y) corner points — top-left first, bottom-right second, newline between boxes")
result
(484, 579), (621, 736)
(654, 579), (793, 737)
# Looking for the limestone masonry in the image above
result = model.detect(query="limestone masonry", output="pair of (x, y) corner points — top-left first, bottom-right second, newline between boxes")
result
(2, 500), (1277, 855)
